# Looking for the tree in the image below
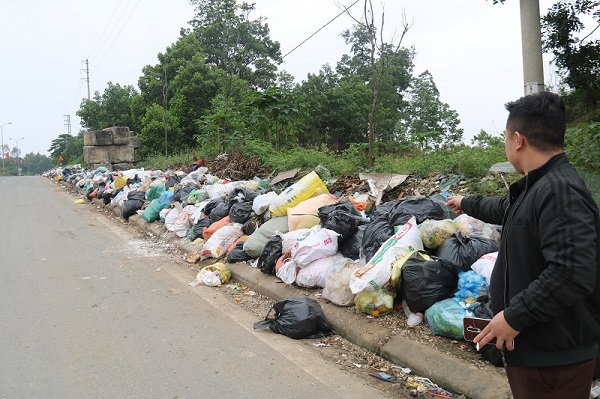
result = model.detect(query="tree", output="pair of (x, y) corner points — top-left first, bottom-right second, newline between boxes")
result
(22, 152), (53, 175)
(77, 82), (138, 131)
(295, 65), (371, 150)
(471, 129), (504, 148)
(542, 1), (600, 122)
(138, 104), (185, 157)
(198, 74), (255, 154)
(186, 0), (282, 89)
(249, 86), (300, 149)
(395, 71), (464, 151)
(339, 0), (411, 167)
(48, 133), (84, 165)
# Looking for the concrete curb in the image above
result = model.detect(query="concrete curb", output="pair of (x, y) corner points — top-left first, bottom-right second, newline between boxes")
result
(79, 189), (511, 399)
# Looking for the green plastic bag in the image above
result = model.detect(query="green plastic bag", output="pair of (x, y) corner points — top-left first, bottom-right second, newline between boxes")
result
(424, 297), (470, 340)
(145, 184), (166, 201)
(142, 199), (168, 222)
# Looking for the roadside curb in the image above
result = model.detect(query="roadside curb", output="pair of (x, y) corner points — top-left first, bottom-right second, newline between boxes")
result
(79, 189), (511, 399)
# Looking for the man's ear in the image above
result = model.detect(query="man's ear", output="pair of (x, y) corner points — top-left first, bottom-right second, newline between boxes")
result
(513, 131), (526, 150)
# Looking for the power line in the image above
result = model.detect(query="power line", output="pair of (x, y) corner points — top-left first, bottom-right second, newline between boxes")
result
(282, 0), (360, 59)
(88, 0), (125, 62)
(92, 0), (142, 73)
(89, 0), (134, 67)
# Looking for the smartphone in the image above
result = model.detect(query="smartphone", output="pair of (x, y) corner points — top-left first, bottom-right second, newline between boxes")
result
(463, 316), (496, 344)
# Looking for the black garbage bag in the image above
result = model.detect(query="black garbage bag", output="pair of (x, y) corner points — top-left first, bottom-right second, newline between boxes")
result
(401, 251), (461, 313)
(229, 201), (254, 224)
(436, 232), (499, 271)
(318, 201), (364, 241)
(209, 202), (230, 224)
(361, 218), (394, 262)
(242, 215), (260, 235)
(257, 235), (283, 274)
(172, 186), (194, 203)
(227, 241), (254, 263)
(389, 197), (445, 227)
(121, 199), (144, 220)
(202, 198), (223, 217)
(165, 175), (182, 190)
(103, 189), (118, 205)
(371, 200), (396, 220)
(191, 217), (212, 241)
(253, 296), (333, 339)
(96, 183), (106, 199)
(340, 224), (368, 260)
(227, 187), (259, 206)
(127, 190), (146, 202)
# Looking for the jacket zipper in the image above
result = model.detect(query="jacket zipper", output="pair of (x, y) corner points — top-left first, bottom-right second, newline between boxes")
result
(502, 186), (527, 308)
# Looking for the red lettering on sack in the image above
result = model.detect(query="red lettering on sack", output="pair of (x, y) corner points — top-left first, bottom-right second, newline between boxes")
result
(354, 262), (376, 278)
(392, 220), (413, 240)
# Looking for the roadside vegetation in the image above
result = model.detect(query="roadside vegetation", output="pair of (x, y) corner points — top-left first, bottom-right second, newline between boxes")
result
(7, 0), (596, 201)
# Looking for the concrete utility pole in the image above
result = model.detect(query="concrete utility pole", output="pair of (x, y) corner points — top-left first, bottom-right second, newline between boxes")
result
(82, 59), (91, 100)
(520, 0), (545, 95)
(64, 115), (71, 136)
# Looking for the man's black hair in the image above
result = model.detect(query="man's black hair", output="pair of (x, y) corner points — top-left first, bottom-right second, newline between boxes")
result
(505, 91), (566, 152)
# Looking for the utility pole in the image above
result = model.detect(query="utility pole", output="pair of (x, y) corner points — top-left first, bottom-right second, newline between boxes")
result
(520, 0), (545, 95)
(64, 115), (71, 136)
(82, 59), (91, 100)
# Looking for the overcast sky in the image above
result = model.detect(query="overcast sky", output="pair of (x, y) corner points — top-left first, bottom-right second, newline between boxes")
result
(0, 0), (568, 156)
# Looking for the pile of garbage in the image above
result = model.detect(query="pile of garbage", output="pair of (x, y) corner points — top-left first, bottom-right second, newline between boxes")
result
(48, 160), (504, 365)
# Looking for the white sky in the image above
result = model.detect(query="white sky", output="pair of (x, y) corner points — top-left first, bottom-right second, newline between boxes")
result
(0, 0), (568, 156)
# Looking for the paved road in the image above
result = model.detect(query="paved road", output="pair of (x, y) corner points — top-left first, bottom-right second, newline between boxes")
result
(0, 176), (391, 399)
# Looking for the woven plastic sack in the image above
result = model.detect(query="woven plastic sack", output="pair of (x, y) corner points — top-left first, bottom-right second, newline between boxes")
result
(200, 223), (244, 259)
(269, 171), (329, 217)
(291, 226), (340, 268)
(350, 216), (422, 294)
(287, 194), (338, 231)
(322, 262), (359, 306)
(470, 252), (497, 284)
(295, 254), (347, 288)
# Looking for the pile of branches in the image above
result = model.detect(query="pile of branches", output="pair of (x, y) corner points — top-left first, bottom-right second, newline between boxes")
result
(205, 150), (271, 181)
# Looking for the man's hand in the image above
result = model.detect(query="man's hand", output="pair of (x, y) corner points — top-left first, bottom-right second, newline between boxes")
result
(446, 195), (464, 215)
(474, 311), (520, 351)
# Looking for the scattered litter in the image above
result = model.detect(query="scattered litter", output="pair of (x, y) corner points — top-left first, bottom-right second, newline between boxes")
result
(352, 363), (362, 368)
(369, 371), (396, 383)
(156, 267), (162, 272)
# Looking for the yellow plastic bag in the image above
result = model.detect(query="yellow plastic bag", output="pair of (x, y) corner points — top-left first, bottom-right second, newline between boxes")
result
(74, 198), (86, 204)
(269, 171), (329, 217)
(114, 175), (128, 190)
(354, 288), (395, 317)
(419, 219), (459, 249)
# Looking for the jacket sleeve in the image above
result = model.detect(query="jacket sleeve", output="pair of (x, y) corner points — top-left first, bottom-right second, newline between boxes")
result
(503, 179), (598, 331)
(461, 195), (508, 226)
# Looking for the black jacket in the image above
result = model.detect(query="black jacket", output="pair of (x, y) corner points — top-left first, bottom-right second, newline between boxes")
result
(463, 153), (600, 367)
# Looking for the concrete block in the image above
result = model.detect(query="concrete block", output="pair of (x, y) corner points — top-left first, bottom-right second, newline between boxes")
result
(129, 134), (141, 149)
(108, 145), (135, 163)
(107, 127), (131, 145)
(83, 146), (111, 164)
(83, 130), (112, 146)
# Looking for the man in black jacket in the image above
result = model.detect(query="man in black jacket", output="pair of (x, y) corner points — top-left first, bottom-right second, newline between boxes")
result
(446, 92), (600, 398)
